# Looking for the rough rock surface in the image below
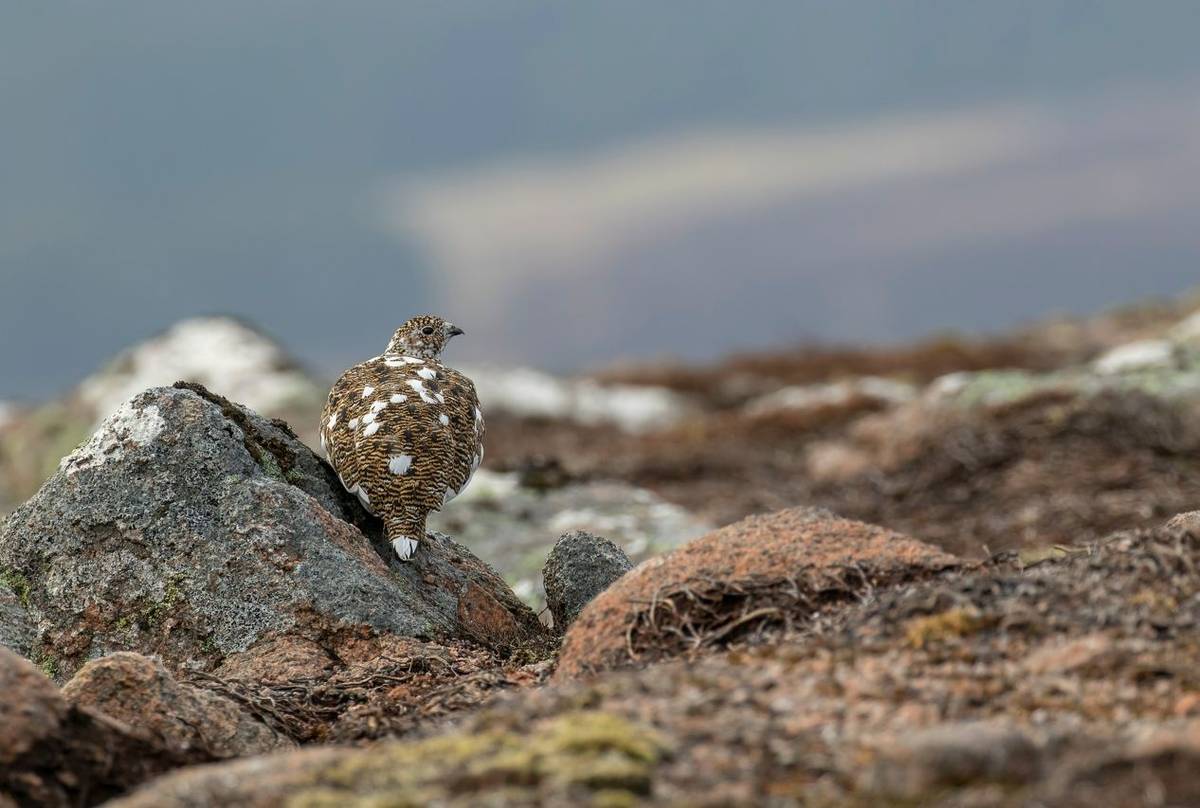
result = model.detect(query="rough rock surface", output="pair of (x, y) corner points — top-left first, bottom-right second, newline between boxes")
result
(556, 507), (958, 678)
(0, 648), (208, 807)
(0, 578), (33, 657)
(543, 531), (632, 630)
(0, 384), (540, 680)
(62, 653), (292, 759)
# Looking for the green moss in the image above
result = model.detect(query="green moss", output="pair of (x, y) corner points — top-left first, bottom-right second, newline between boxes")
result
(31, 647), (58, 680)
(0, 565), (31, 608)
(254, 446), (286, 481)
(285, 711), (667, 808)
(129, 576), (187, 632)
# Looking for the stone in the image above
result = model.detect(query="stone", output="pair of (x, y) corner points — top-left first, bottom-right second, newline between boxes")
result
(430, 470), (709, 607)
(556, 507), (957, 678)
(0, 384), (541, 680)
(543, 530), (632, 630)
(0, 647), (66, 766)
(0, 648), (203, 807)
(62, 653), (292, 759)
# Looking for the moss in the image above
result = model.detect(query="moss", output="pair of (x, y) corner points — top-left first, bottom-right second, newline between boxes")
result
(31, 646), (59, 680)
(286, 711), (667, 808)
(256, 448), (286, 482)
(127, 576), (186, 632)
(0, 565), (31, 608)
(905, 608), (987, 649)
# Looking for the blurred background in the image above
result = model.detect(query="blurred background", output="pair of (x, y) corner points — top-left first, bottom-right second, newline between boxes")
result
(4, 1), (1200, 399)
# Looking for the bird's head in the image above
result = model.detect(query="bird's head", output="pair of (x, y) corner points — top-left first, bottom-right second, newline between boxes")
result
(385, 315), (465, 360)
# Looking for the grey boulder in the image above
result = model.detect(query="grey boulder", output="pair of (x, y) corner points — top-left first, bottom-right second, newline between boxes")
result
(0, 384), (540, 681)
(542, 530), (632, 630)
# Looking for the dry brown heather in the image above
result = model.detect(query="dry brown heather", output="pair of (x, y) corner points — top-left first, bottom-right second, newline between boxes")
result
(488, 385), (1200, 559)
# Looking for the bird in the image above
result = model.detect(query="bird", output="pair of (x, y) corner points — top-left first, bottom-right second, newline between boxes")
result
(320, 315), (484, 561)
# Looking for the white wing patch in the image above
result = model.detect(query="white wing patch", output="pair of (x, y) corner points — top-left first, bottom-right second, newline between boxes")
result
(406, 378), (438, 404)
(361, 386), (375, 399)
(388, 454), (414, 475)
(416, 367), (437, 381)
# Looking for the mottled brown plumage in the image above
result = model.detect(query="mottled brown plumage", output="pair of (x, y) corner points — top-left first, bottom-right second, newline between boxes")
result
(320, 315), (484, 560)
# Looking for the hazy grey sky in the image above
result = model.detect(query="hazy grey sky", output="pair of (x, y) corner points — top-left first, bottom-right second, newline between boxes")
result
(3, 2), (1200, 397)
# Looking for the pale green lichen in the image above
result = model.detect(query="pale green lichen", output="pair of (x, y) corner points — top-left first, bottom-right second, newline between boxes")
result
(0, 565), (31, 609)
(286, 711), (667, 808)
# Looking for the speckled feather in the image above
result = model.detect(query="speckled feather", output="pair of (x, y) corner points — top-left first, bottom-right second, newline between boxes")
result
(320, 315), (483, 559)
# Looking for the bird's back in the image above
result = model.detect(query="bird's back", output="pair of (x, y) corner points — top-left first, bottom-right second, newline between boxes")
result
(320, 355), (484, 526)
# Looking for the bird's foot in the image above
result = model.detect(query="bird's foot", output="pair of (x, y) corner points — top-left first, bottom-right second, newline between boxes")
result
(391, 536), (419, 561)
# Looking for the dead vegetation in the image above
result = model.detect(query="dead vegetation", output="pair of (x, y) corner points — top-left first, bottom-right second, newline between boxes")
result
(184, 644), (554, 745)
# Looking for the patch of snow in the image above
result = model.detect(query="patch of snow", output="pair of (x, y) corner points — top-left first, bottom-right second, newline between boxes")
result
(60, 398), (167, 476)
(77, 317), (316, 424)
(1093, 339), (1175, 374)
(462, 364), (689, 433)
(744, 376), (916, 417)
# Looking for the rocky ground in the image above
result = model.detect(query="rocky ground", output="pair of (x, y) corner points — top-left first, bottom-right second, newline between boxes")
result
(3, 293), (1200, 806)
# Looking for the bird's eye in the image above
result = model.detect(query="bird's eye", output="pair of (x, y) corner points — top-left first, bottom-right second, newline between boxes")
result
(422, 326), (435, 335)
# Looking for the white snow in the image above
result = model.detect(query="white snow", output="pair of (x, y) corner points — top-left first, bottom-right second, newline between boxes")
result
(77, 317), (316, 425)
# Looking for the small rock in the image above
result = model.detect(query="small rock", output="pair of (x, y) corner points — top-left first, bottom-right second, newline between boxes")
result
(62, 653), (293, 759)
(860, 721), (1040, 798)
(431, 471), (709, 609)
(543, 531), (632, 630)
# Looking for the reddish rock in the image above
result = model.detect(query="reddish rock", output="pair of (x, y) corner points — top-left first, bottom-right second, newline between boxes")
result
(62, 653), (292, 759)
(0, 648), (67, 766)
(0, 648), (208, 807)
(556, 507), (958, 679)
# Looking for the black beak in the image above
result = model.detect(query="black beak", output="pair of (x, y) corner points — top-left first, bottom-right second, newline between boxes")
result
(447, 325), (465, 338)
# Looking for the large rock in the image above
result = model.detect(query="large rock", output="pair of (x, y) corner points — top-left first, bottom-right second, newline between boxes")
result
(556, 507), (958, 678)
(62, 653), (292, 759)
(0, 384), (541, 680)
(543, 530), (632, 630)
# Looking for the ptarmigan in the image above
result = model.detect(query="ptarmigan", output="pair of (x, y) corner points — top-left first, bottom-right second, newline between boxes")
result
(321, 315), (484, 561)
